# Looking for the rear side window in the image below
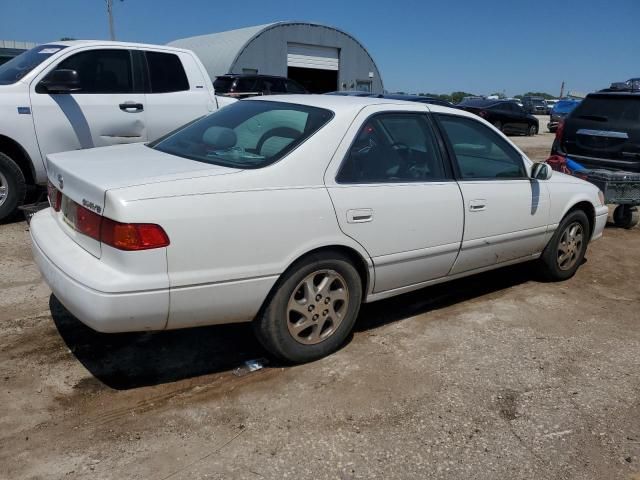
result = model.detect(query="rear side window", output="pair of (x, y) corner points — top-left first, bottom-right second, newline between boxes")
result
(235, 77), (258, 92)
(213, 76), (234, 93)
(56, 49), (132, 93)
(438, 114), (526, 179)
(286, 80), (306, 94)
(146, 51), (189, 93)
(572, 96), (640, 123)
(337, 113), (447, 183)
(261, 77), (286, 94)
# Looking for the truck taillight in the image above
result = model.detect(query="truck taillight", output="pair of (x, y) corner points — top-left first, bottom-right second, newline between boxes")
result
(100, 218), (170, 251)
(47, 181), (62, 212)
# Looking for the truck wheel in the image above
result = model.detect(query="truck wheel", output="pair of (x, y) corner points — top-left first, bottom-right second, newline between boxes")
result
(253, 251), (362, 363)
(539, 209), (590, 281)
(0, 152), (26, 222)
(613, 205), (639, 229)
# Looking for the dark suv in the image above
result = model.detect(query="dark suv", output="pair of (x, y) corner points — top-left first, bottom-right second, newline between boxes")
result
(522, 96), (548, 114)
(213, 74), (308, 98)
(552, 91), (640, 172)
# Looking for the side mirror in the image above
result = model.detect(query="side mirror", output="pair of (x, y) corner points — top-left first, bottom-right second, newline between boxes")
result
(531, 162), (553, 180)
(39, 69), (81, 93)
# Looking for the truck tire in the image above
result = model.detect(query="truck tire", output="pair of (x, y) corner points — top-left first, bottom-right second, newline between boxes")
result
(0, 152), (27, 222)
(613, 205), (639, 229)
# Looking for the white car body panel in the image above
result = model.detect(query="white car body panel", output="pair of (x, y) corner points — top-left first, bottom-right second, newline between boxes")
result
(29, 95), (607, 333)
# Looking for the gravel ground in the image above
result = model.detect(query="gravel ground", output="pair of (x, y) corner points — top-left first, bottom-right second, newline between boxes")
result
(1, 129), (639, 480)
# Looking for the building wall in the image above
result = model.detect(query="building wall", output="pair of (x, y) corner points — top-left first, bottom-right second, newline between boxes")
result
(231, 24), (383, 93)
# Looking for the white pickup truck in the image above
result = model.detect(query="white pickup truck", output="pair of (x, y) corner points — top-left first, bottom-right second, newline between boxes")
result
(0, 40), (235, 220)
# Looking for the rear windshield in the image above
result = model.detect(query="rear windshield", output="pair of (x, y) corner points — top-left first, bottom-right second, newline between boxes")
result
(572, 95), (640, 123)
(213, 77), (235, 93)
(151, 100), (333, 169)
(0, 44), (67, 85)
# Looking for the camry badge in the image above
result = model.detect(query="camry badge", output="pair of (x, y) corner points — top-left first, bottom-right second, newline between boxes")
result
(57, 174), (64, 190)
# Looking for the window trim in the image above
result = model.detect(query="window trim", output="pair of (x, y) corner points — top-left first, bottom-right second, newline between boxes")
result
(433, 113), (530, 181)
(335, 111), (455, 185)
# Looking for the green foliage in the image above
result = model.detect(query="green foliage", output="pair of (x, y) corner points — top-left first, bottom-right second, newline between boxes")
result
(59, 37), (76, 41)
(520, 91), (555, 99)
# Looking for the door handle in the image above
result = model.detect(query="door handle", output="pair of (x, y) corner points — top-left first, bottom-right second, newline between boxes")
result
(119, 102), (144, 112)
(469, 200), (486, 212)
(347, 208), (373, 223)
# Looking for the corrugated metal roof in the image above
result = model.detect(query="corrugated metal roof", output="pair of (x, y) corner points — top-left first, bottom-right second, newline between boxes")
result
(168, 23), (276, 79)
(0, 40), (37, 50)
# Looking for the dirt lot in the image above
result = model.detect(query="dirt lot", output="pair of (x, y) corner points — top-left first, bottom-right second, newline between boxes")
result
(1, 129), (639, 480)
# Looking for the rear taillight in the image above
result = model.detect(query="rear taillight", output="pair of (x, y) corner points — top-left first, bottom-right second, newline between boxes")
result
(54, 195), (169, 251)
(47, 181), (62, 212)
(100, 218), (170, 251)
(478, 110), (489, 118)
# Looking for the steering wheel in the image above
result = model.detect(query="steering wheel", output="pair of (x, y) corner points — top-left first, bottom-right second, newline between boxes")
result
(390, 142), (419, 178)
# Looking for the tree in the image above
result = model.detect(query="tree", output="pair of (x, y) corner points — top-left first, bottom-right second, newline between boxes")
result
(520, 91), (555, 100)
(59, 37), (76, 41)
(449, 91), (476, 104)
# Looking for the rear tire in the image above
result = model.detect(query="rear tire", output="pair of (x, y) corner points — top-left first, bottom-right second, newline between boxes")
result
(0, 152), (27, 222)
(613, 205), (639, 229)
(253, 251), (362, 363)
(539, 209), (590, 281)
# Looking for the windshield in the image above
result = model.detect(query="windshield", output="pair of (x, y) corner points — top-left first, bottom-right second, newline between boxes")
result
(554, 100), (580, 114)
(151, 100), (333, 169)
(0, 44), (67, 85)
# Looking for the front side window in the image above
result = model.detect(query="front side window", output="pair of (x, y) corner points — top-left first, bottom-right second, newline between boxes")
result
(151, 100), (333, 168)
(438, 114), (526, 179)
(146, 51), (189, 93)
(0, 44), (68, 85)
(55, 49), (132, 93)
(337, 113), (447, 183)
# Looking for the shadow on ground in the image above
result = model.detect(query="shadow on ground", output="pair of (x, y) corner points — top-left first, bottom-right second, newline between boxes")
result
(51, 262), (540, 391)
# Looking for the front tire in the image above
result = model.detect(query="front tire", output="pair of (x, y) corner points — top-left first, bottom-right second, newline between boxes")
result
(527, 124), (538, 136)
(0, 152), (27, 222)
(254, 251), (363, 363)
(492, 120), (503, 132)
(539, 210), (590, 281)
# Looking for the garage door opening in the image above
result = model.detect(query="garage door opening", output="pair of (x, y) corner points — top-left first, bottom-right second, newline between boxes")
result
(287, 66), (338, 93)
(287, 43), (339, 94)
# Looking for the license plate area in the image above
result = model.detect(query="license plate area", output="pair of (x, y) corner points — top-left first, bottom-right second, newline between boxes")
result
(61, 195), (78, 230)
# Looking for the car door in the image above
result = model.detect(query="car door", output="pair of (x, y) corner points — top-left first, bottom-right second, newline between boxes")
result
(29, 47), (148, 156)
(509, 103), (529, 133)
(325, 106), (464, 293)
(142, 50), (213, 141)
(435, 113), (550, 275)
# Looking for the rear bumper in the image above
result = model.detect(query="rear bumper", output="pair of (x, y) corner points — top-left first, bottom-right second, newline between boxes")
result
(30, 209), (169, 333)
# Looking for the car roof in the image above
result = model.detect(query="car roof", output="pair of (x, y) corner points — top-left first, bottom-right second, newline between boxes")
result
(216, 74), (288, 79)
(245, 94), (471, 116)
(42, 39), (192, 54)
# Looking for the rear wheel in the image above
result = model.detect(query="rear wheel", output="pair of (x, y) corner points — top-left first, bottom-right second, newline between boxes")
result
(0, 152), (27, 222)
(539, 210), (589, 281)
(613, 205), (639, 229)
(254, 251), (362, 363)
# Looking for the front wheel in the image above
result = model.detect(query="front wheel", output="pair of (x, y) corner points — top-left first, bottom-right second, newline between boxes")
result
(0, 152), (27, 222)
(253, 252), (363, 363)
(539, 210), (590, 281)
(492, 121), (503, 132)
(527, 124), (538, 136)
(613, 205), (639, 229)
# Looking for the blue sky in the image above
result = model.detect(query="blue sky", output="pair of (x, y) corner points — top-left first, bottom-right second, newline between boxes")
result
(1, 0), (637, 96)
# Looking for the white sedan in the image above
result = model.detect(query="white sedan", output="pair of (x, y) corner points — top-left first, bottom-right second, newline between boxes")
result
(31, 95), (608, 363)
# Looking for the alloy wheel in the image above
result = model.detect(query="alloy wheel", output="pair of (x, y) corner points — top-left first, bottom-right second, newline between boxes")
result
(287, 269), (350, 345)
(557, 221), (584, 271)
(0, 171), (8, 208)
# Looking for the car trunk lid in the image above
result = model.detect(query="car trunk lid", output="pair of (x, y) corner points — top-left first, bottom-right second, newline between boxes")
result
(46, 143), (241, 257)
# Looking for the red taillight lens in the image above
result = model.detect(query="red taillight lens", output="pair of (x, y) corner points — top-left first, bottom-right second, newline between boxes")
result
(100, 218), (170, 251)
(75, 204), (102, 239)
(47, 181), (62, 212)
(478, 110), (488, 118)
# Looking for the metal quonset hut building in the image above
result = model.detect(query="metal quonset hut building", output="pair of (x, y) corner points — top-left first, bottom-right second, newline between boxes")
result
(168, 21), (383, 94)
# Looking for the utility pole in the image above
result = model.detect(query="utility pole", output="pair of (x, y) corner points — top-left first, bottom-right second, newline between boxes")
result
(559, 81), (565, 99)
(105, 0), (122, 40)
